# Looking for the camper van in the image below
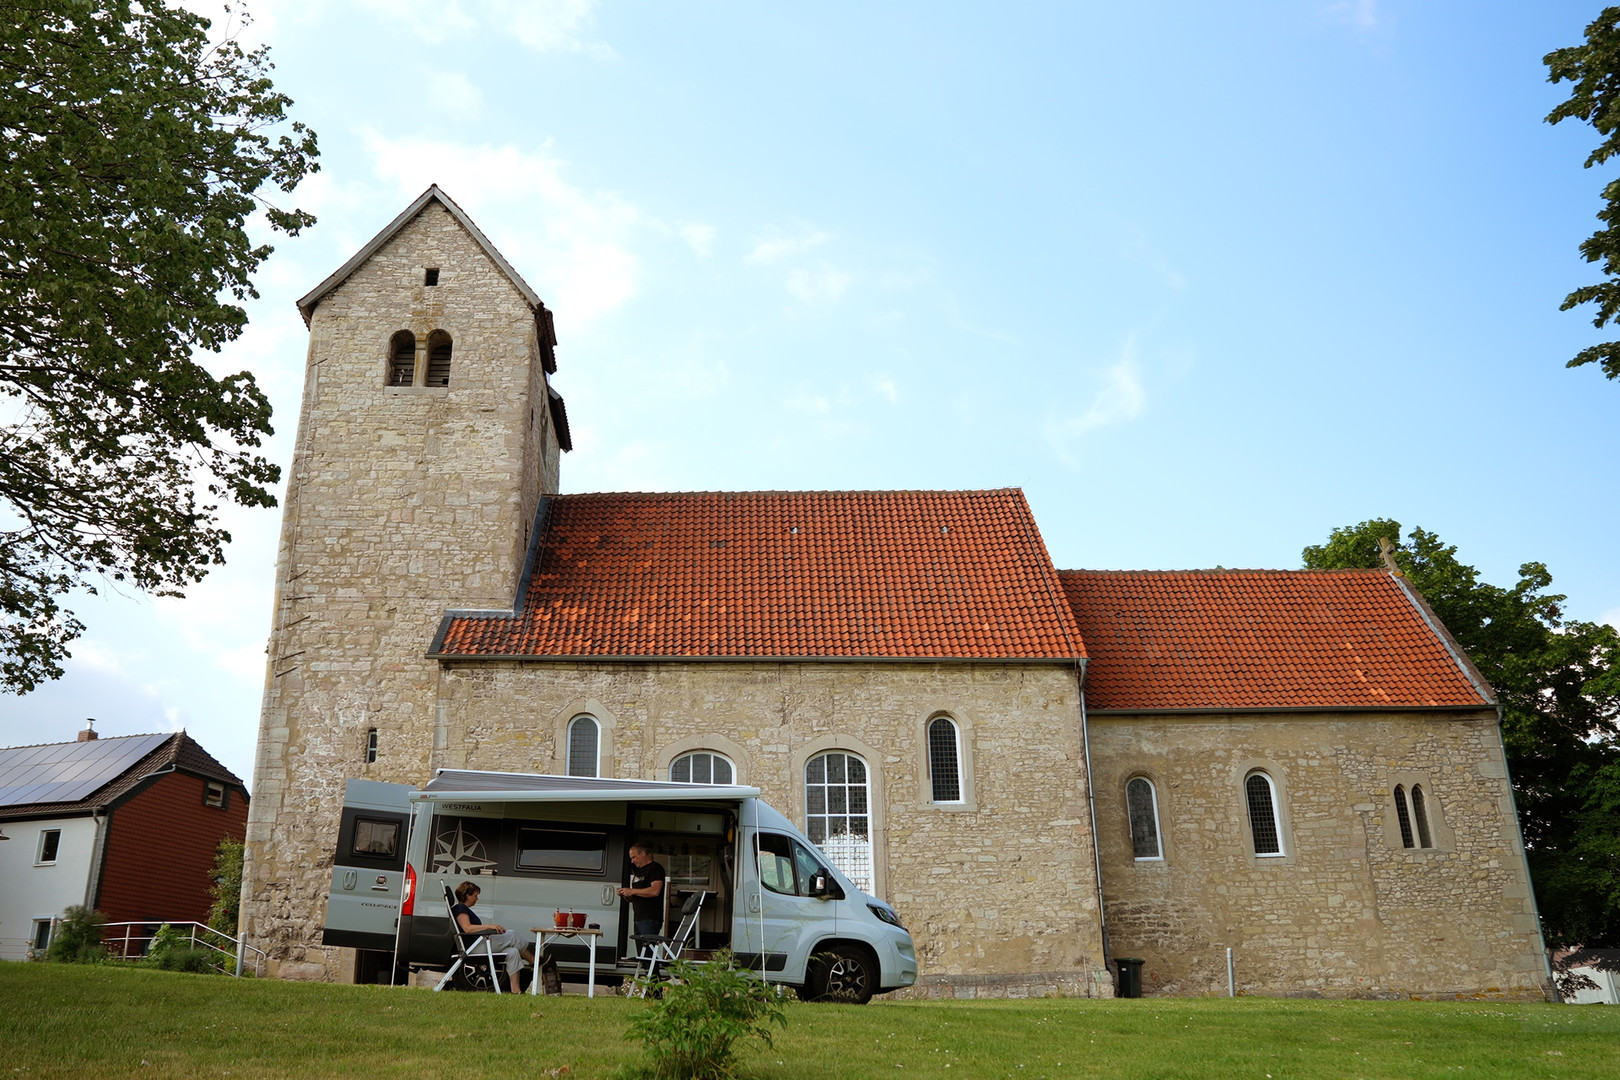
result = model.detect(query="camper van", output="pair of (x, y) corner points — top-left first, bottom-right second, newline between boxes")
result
(322, 770), (918, 1002)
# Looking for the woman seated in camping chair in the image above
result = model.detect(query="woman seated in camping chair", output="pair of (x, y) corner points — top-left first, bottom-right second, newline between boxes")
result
(451, 881), (534, 993)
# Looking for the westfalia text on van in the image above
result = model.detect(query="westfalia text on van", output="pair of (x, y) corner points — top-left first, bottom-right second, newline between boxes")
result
(322, 771), (918, 1002)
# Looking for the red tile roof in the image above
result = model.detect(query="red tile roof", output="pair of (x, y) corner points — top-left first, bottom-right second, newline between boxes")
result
(435, 490), (1086, 660)
(1059, 569), (1492, 711)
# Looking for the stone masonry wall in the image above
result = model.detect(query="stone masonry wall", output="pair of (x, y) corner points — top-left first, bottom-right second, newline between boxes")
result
(1088, 710), (1550, 1000)
(432, 659), (1113, 997)
(242, 203), (559, 979)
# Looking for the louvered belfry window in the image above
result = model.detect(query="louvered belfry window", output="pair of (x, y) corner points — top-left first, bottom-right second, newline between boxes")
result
(1246, 772), (1282, 856)
(927, 717), (961, 802)
(426, 330), (452, 387)
(389, 331), (416, 385)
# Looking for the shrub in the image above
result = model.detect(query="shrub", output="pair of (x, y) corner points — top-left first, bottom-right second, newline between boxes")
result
(146, 924), (218, 974)
(45, 905), (107, 964)
(622, 950), (787, 1080)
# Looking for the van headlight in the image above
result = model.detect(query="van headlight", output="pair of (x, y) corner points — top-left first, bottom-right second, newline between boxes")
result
(868, 903), (904, 929)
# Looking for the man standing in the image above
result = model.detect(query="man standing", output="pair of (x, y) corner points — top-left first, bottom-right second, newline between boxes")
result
(618, 841), (667, 939)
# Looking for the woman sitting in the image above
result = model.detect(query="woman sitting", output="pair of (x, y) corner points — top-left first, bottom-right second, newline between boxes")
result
(450, 880), (534, 993)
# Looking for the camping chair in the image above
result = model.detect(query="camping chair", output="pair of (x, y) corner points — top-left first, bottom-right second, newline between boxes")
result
(433, 884), (506, 994)
(631, 890), (709, 991)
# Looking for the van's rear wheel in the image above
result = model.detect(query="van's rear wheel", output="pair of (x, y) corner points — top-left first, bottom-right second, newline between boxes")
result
(798, 945), (875, 1004)
(451, 960), (502, 992)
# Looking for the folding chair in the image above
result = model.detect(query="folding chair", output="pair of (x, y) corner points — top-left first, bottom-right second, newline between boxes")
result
(631, 890), (708, 990)
(433, 884), (506, 993)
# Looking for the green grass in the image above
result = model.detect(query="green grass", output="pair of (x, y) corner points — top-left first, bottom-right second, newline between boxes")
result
(2, 964), (1617, 1079)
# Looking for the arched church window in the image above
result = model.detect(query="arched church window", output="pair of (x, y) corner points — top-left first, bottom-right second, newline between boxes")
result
(670, 751), (733, 785)
(927, 716), (962, 803)
(1126, 776), (1162, 860)
(1393, 784), (1415, 848)
(805, 751), (872, 891)
(389, 331), (416, 386)
(1411, 784), (1433, 849)
(426, 330), (452, 387)
(567, 715), (599, 777)
(1245, 771), (1284, 856)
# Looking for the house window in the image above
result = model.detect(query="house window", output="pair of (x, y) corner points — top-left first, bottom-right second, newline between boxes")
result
(670, 751), (733, 785)
(36, 829), (60, 865)
(365, 728), (378, 764)
(1126, 777), (1162, 860)
(927, 717), (962, 803)
(32, 920), (52, 951)
(804, 751), (872, 891)
(388, 330), (416, 386)
(567, 715), (599, 777)
(1411, 784), (1433, 849)
(1245, 772), (1284, 856)
(426, 330), (452, 387)
(204, 782), (226, 808)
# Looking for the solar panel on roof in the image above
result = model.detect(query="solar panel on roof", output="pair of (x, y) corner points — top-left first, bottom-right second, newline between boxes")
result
(0, 733), (170, 808)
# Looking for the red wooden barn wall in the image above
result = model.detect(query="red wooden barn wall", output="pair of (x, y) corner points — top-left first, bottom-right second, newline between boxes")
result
(96, 772), (250, 925)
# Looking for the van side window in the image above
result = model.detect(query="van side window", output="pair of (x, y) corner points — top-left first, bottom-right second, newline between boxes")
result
(794, 838), (841, 899)
(757, 833), (797, 895)
(352, 818), (400, 859)
(517, 827), (608, 873)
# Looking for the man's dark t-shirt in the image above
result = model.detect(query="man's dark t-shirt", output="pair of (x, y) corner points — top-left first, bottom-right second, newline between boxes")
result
(629, 860), (667, 923)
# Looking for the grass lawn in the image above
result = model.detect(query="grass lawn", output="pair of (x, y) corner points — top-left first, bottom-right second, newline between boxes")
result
(1, 964), (1617, 1080)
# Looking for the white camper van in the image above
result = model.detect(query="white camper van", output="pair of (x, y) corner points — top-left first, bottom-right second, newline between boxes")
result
(322, 770), (917, 1002)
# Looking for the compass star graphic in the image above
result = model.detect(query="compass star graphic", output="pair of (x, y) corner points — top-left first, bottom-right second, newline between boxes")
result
(432, 821), (495, 875)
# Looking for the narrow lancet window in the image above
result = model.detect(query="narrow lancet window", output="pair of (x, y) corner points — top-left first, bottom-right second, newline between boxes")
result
(1246, 772), (1283, 856)
(927, 717), (962, 802)
(567, 715), (599, 777)
(1393, 785), (1415, 848)
(426, 330), (452, 387)
(1127, 777), (1162, 860)
(1411, 784), (1433, 849)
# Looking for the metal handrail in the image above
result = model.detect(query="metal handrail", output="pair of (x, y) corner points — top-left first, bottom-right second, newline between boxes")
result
(99, 920), (267, 977)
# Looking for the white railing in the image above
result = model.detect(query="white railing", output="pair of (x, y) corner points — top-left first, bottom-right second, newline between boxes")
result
(100, 921), (267, 977)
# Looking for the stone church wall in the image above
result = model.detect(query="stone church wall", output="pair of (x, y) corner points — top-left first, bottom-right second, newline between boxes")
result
(242, 203), (560, 978)
(1088, 710), (1550, 1000)
(432, 659), (1113, 997)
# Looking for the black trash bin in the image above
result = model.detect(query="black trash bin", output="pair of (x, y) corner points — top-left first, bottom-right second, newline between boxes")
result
(1114, 957), (1145, 998)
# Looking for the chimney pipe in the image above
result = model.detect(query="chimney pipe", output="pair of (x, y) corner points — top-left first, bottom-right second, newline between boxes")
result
(77, 718), (98, 742)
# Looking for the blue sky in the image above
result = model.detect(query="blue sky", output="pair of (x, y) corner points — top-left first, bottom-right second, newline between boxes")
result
(4, 0), (1618, 786)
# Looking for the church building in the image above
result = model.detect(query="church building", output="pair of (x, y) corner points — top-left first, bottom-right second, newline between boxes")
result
(241, 187), (1551, 999)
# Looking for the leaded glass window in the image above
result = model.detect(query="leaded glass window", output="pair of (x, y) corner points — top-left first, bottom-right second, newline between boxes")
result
(1126, 777), (1162, 860)
(670, 751), (733, 785)
(567, 715), (599, 777)
(1246, 772), (1282, 856)
(927, 717), (961, 803)
(805, 751), (872, 891)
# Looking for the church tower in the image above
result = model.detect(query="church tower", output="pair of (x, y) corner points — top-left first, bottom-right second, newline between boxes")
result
(241, 188), (567, 978)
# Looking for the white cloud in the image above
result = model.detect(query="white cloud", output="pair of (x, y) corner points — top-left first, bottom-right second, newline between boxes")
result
(1044, 343), (1147, 466)
(339, 0), (612, 54)
(746, 226), (829, 265)
(70, 638), (131, 676)
(1323, 0), (1381, 31)
(678, 223), (716, 258)
(785, 264), (852, 305)
(428, 71), (485, 117)
(352, 0), (476, 43)
(1603, 607), (1620, 632)
(358, 130), (646, 326)
(868, 375), (900, 403)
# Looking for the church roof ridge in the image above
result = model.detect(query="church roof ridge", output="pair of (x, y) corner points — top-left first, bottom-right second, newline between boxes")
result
(295, 184), (544, 325)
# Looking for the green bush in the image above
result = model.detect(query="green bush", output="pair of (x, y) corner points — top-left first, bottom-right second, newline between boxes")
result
(45, 905), (107, 964)
(622, 950), (788, 1080)
(146, 924), (218, 974)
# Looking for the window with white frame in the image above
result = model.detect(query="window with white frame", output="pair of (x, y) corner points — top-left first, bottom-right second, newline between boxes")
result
(804, 751), (873, 891)
(31, 920), (52, 951)
(36, 829), (60, 865)
(927, 716), (962, 803)
(1126, 777), (1163, 860)
(670, 751), (733, 785)
(1245, 772), (1284, 856)
(567, 715), (600, 777)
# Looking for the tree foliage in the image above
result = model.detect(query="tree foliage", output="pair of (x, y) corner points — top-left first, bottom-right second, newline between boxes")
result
(44, 904), (107, 963)
(0, 1), (317, 691)
(624, 951), (788, 1080)
(1304, 520), (1620, 949)
(1546, 6), (1620, 381)
(206, 836), (244, 935)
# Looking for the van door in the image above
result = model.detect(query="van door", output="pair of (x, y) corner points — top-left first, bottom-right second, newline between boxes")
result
(733, 829), (838, 984)
(323, 779), (412, 952)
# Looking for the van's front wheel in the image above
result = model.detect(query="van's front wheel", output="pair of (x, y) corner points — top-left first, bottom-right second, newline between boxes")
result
(798, 945), (875, 1004)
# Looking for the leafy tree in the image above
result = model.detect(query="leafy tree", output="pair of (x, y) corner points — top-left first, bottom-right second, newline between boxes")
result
(1304, 520), (1620, 950)
(1546, 7), (1620, 381)
(45, 904), (107, 963)
(206, 836), (244, 936)
(0, 1), (317, 692)
(624, 951), (788, 1080)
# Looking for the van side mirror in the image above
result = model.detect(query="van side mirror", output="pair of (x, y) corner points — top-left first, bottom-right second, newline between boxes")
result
(813, 874), (828, 896)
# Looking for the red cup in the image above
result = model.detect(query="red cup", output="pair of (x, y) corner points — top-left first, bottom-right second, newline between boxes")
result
(553, 910), (568, 928)
(571, 912), (587, 929)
